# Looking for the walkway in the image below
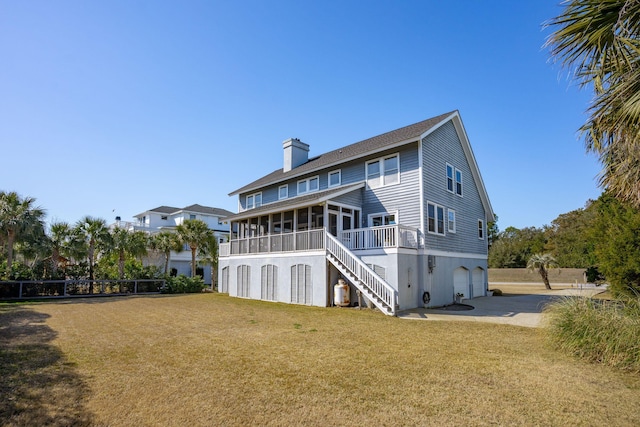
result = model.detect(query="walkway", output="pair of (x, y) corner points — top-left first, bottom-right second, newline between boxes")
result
(398, 286), (606, 328)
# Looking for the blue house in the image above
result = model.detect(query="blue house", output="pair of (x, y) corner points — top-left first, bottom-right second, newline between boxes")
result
(218, 111), (494, 315)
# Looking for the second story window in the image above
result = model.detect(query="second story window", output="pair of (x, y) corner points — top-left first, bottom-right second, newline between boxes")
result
(427, 202), (445, 235)
(448, 209), (456, 233)
(246, 192), (262, 210)
(366, 154), (399, 188)
(297, 176), (319, 195)
(328, 170), (341, 187)
(189, 214), (196, 220)
(446, 163), (463, 196)
(279, 185), (288, 200)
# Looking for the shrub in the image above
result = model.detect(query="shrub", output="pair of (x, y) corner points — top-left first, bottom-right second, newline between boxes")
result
(585, 266), (605, 284)
(161, 275), (206, 294)
(544, 296), (640, 372)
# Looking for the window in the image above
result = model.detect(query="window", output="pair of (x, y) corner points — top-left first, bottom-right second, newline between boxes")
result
(446, 164), (454, 192)
(161, 215), (168, 220)
(427, 202), (445, 235)
(328, 170), (341, 187)
(447, 209), (456, 233)
(309, 176), (319, 191)
(366, 154), (399, 188)
(478, 219), (484, 240)
(246, 192), (262, 209)
(297, 176), (319, 194)
(279, 184), (288, 200)
(369, 212), (397, 227)
(189, 214), (196, 220)
(446, 164), (462, 196)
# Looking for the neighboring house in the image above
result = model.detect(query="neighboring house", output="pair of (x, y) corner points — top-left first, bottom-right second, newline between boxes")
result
(218, 111), (494, 315)
(116, 204), (234, 283)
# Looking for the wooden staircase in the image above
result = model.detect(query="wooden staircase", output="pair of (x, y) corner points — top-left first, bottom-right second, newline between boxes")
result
(325, 232), (398, 316)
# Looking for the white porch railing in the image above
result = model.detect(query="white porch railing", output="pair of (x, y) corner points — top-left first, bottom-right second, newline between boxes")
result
(341, 225), (419, 250)
(224, 229), (324, 255)
(325, 232), (398, 316)
(220, 225), (419, 257)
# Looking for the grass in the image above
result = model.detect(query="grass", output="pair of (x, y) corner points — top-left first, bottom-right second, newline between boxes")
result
(1, 294), (640, 426)
(544, 295), (640, 372)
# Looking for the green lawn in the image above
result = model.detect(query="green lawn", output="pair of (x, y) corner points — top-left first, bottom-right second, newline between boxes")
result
(1, 294), (639, 426)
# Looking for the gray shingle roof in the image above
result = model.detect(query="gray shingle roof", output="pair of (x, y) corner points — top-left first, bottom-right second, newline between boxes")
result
(229, 111), (456, 196)
(140, 204), (235, 218)
(223, 182), (365, 222)
(182, 204), (235, 217)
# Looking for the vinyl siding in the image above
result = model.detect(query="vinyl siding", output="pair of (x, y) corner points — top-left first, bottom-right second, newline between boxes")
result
(362, 144), (421, 229)
(422, 121), (487, 254)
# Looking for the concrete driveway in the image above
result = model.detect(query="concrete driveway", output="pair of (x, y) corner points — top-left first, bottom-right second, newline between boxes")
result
(398, 286), (606, 328)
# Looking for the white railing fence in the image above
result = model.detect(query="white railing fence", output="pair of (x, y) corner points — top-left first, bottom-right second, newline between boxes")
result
(226, 229), (325, 255)
(222, 225), (419, 256)
(341, 224), (419, 250)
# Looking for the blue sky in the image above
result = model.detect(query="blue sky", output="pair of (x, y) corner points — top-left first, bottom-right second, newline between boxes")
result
(0, 1), (601, 231)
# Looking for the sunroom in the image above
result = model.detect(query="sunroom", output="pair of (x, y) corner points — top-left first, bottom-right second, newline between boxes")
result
(219, 183), (419, 257)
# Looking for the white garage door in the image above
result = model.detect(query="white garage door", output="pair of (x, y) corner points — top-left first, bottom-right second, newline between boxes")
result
(472, 267), (485, 298)
(453, 267), (469, 299)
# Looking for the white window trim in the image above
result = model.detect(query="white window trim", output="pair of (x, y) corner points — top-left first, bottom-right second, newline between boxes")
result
(366, 153), (400, 189)
(478, 219), (485, 240)
(446, 163), (463, 197)
(368, 211), (398, 227)
(447, 209), (456, 233)
(278, 184), (288, 200)
(427, 201), (446, 236)
(297, 175), (320, 195)
(328, 169), (341, 188)
(446, 163), (454, 194)
(246, 192), (262, 210)
(455, 168), (463, 197)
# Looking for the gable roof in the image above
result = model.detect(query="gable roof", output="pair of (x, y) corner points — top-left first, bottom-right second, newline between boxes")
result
(228, 110), (494, 223)
(135, 204), (235, 218)
(229, 111), (456, 196)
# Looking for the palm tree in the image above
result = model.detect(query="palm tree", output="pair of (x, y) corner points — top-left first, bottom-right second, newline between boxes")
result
(198, 234), (220, 289)
(108, 227), (149, 280)
(149, 231), (183, 275)
(527, 253), (559, 290)
(74, 216), (110, 286)
(48, 221), (84, 275)
(546, 1), (640, 207)
(176, 219), (213, 278)
(0, 191), (46, 272)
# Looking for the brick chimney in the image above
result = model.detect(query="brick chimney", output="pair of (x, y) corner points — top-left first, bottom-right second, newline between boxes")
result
(282, 138), (309, 172)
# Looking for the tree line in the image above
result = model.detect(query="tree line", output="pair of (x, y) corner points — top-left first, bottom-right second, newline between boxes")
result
(489, 191), (640, 297)
(0, 191), (219, 287)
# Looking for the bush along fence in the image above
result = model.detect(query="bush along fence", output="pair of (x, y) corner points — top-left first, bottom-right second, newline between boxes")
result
(0, 279), (166, 300)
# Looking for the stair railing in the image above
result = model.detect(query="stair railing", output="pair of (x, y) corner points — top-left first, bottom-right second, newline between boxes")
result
(325, 231), (397, 315)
